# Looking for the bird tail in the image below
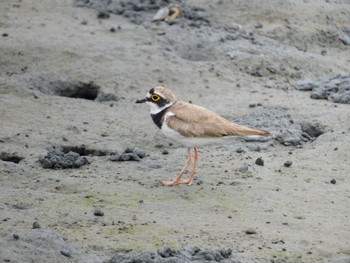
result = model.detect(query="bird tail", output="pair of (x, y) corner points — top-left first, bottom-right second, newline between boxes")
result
(227, 123), (274, 137)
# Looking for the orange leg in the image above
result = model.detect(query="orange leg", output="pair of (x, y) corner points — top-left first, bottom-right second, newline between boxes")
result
(161, 148), (192, 186)
(162, 147), (199, 186)
(177, 146), (198, 185)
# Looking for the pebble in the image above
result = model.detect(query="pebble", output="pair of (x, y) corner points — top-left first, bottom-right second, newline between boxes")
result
(60, 250), (71, 258)
(13, 233), (19, 240)
(236, 147), (245, 153)
(33, 221), (41, 229)
(330, 179), (336, 184)
(239, 164), (249, 173)
(161, 149), (169, 155)
(255, 157), (264, 166)
(94, 208), (104, 217)
(284, 160), (293, 167)
(244, 228), (257, 235)
(339, 32), (350, 45)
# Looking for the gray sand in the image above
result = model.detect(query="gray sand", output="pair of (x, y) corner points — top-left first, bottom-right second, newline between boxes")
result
(1, 0), (350, 262)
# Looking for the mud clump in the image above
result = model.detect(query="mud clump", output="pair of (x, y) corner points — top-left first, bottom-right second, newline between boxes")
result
(39, 147), (90, 169)
(109, 147), (146, 162)
(0, 229), (81, 263)
(296, 75), (350, 104)
(108, 247), (240, 263)
(74, 0), (212, 27)
(231, 106), (326, 146)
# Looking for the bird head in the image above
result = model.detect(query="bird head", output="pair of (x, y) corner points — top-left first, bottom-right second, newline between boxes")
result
(136, 86), (177, 114)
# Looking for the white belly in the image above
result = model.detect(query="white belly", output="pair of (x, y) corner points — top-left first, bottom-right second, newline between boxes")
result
(161, 121), (231, 147)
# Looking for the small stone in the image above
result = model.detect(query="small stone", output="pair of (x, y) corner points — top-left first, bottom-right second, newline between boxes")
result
(109, 153), (120, 161)
(97, 11), (110, 19)
(239, 164), (249, 173)
(33, 221), (41, 229)
(244, 228), (257, 235)
(255, 157), (264, 166)
(161, 149), (169, 155)
(94, 208), (104, 217)
(254, 22), (263, 29)
(158, 246), (174, 258)
(196, 179), (203, 185)
(134, 148), (145, 159)
(60, 250), (71, 258)
(284, 160), (292, 167)
(236, 147), (245, 153)
(330, 179), (336, 184)
(13, 233), (19, 240)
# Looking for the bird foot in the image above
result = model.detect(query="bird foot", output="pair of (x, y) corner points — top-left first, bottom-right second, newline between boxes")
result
(161, 179), (193, 186)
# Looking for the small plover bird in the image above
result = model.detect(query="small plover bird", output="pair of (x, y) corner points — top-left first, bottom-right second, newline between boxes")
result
(136, 86), (273, 186)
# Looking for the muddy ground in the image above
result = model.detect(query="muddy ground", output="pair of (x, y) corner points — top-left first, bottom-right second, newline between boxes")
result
(0, 0), (350, 262)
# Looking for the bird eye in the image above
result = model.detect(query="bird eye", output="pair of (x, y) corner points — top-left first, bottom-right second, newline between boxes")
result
(151, 94), (161, 102)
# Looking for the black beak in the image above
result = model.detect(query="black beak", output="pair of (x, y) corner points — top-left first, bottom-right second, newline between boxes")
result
(135, 98), (147, 104)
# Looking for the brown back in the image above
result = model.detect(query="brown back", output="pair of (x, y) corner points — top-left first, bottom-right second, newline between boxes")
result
(165, 101), (272, 138)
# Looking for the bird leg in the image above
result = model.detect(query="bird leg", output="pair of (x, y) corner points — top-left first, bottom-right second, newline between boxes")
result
(176, 146), (198, 185)
(161, 148), (193, 186)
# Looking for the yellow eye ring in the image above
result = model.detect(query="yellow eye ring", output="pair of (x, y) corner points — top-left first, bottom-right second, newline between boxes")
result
(151, 94), (161, 102)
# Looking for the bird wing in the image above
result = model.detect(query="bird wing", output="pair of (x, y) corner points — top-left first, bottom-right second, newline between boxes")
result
(166, 101), (272, 138)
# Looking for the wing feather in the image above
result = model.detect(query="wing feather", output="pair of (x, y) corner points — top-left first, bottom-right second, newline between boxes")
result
(166, 102), (272, 137)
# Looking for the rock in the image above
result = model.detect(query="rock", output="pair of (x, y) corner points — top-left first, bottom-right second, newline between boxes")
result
(157, 246), (175, 258)
(60, 250), (71, 258)
(295, 80), (318, 91)
(235, 147), (245, 153)
(254, 22), (263, 29)
(161, 149), (169, 155)
(33, 221), (41, 229)
(255, 157), (264, 166)
(330, 179), (336, 184)
(97, 11), (110, 19)
(284, 160), (293, 167)
(339, 31), (350, 45)
(94, 208), (104, 217)
(244, 228), (257, 235)
(311, 86), (328, 99)
(239, 164), (249, 173)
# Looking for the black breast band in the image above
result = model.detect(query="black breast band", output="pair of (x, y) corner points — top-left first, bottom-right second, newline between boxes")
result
(151, 106), (171, 129)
